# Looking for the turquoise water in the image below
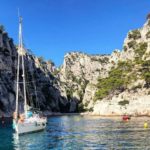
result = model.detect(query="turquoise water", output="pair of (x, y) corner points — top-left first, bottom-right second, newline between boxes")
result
(0, 116), (150, 149)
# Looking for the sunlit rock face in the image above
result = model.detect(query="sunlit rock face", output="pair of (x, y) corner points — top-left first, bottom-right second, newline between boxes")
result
(59, 52), (113, 110)
(93, 89), (150, 116)
(92, 19), (150, 115)
(59, 18), (150, 115)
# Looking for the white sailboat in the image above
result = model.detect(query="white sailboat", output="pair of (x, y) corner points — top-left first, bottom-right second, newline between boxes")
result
(13, 16), (47, 135)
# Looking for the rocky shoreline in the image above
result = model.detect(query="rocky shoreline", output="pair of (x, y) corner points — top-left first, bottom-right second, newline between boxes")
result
(1, 112), (150, 118)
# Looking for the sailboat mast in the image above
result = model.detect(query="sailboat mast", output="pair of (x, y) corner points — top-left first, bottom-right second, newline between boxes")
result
(15, 58), (20, 118)
(15, 17), (23, 117)
(22, 51), (27, 117)
(19, 17), (28, 117)
(15, 53), (20, 118)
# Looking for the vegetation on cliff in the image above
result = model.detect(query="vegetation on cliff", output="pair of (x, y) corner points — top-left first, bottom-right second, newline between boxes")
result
(95, 39), (150, 101)
(128, 30), (141, 40)
(95, 61), (133, 100)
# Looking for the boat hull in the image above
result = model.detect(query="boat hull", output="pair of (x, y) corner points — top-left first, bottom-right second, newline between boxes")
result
(15, 120), (47, 135)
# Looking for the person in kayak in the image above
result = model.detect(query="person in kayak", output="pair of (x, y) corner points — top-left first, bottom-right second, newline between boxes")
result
(122, 114), (131, 121)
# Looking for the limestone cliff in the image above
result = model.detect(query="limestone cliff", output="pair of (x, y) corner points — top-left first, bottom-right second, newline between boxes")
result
(59, 18), (150, 115)
(92, 18), (150, 116)
(0, 16), (150, 116)
(59, 52), (112, 111)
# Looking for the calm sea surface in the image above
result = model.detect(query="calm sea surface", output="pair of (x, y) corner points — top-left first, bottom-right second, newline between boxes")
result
(0, 115), (150, 150)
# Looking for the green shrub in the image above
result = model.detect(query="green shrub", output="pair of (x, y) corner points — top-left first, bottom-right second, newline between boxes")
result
(146, 13), (150, 20)
(103, 57), (109, 63)
(81, 79), (89, 91)
(66, 88), (74, 99)
(123, 46), (127, 51)
(134, 57), (144, 64)
(84, 102), (89, 107)
(78, 103), (87, 112)
(0, 25), (5, 32)
(148, 20), (150, 26)
(91, 57), (109, 63)
(77, 90), (83, 100)
(142, 71), (150, 87)
(71, 55), (76, 61)
(88, 107), (93, 112)
(127, 40), (136, 49)
(141, 60), (150, 67)
(141, 60), (150, 87)
(124, 73), (137, 86)
(95, 88), (110, 100)
(134, 42), (147, 56)
(38, 56), (44, 63)
(134, 42), (147, 64)
(117, 61), (133, 72)
(53, 69), (59, 76)
(118, 100), (129, 106)
(131, 84), (142, 91)
(96, 68), (100, 72)
(65, 70), (73, 79)
(128, 30), (141, 40)
(146, 31), (150, 39)
(95, 61), (133, 101)
(72, 76), (82, 84)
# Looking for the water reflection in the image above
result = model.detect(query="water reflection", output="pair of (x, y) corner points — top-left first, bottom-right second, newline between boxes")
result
(2, 116), (150, 149)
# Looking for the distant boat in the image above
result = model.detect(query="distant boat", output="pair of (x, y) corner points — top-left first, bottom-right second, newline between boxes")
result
(13, 16), (47, 135)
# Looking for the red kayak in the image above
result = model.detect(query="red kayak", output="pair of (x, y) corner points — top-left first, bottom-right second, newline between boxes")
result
(122, 115), (131, 121)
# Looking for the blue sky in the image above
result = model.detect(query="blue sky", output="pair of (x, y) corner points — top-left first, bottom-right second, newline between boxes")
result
(0, 0), (150, 66)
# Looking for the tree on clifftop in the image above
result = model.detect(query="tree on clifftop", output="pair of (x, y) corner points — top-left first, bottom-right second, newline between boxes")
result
(146, 13), (150, 20)
(0, 25), (5, 31)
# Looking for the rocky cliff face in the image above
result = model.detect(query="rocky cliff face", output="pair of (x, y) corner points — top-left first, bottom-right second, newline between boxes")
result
(92, 19), (150, 116)
(0, 28), (77, 117)
(59, 18), (150, 115)
(59, 52), (112, 110)
(0, 17), (150, 116)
